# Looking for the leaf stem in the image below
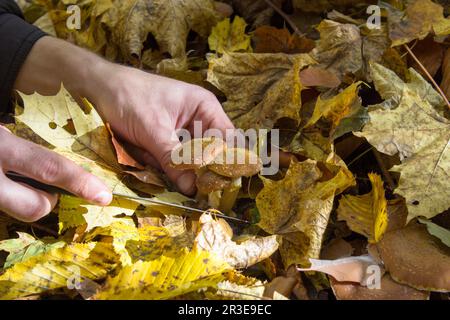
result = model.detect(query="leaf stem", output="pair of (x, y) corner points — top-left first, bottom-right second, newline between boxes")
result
(404, 44), (450, 110)
(264, 0), (305, 37)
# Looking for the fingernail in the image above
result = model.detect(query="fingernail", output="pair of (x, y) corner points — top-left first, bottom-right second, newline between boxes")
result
(177, 173), (196, 195)
(93, 191), (113, 206)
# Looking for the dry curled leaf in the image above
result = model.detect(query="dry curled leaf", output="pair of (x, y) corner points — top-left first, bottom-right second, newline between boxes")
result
(386, 0), (450, 47)
(194, 214), (279, 269)
(337, 173), (388, 243)
(105, 0), (221, 69)
(311, 20), (363, 80)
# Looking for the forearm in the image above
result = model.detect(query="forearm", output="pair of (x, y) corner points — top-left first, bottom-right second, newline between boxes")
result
(14, 36), (111, 100)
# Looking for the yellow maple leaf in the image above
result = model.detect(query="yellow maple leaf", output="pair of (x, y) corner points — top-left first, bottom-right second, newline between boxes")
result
(208, 16), (252, 54)
(207, 52), (315, 130)
(337, 173), (388, 243)
(355, 63), (450, 221)
(18, 86), (119, 169)
(0, 242), (119, 300)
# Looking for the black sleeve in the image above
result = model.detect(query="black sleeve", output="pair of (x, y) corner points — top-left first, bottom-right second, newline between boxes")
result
(0, 0), (47, 114)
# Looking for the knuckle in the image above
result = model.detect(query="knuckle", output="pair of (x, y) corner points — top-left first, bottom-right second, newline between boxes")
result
(71, 172), (92, 197)
(160, 149), (174, 170)
(38, 157), (63, 183)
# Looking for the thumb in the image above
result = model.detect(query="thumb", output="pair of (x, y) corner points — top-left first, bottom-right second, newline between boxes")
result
(144, 127), (196, 195)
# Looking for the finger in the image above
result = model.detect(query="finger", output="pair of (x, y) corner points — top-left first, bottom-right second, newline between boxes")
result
(121, 142), (162, 170)
(0, 173), (58, 222)
(196, 97), (235, 135)
(141, 125), (196, 195)
(0, 125), (11, 133)
(1, 135), (112, 206)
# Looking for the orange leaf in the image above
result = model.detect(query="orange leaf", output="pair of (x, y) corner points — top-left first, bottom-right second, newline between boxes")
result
(253, 26), (315, 54)
(106, 123), (144, 169)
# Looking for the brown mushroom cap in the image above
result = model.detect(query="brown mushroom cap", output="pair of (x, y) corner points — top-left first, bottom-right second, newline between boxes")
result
(377, 223), (450, 292)
(208, 148), (263, 178)
(170, 137), (226, 170)
(196, 170), (232, 194)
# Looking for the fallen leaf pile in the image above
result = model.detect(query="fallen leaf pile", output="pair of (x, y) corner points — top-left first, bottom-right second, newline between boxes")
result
(1, 0), (449, 300)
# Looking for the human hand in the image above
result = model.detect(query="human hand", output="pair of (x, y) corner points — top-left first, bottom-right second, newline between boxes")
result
(90, 65), (234, 195)
(15, 35), (234, 197)
(0, 126), (112, 222)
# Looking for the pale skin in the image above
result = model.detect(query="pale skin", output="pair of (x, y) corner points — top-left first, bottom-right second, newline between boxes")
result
(0, 36), (234, 222)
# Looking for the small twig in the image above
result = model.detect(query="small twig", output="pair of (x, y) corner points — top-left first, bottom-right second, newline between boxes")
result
(30, 222), (58, 237)
(347, 147), (373, 167)
(404, 44), (450, 110)
(264, 0), (305, 37)
(372, 149), (396, 191)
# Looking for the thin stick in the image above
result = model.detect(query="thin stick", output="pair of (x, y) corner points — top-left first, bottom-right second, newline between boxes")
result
(404, 44), (450, 109)
(264, 0), (304, 37)
(30, 222), (58, 237)
(347, 147), (373, 167)
(372, 149), (396, 191)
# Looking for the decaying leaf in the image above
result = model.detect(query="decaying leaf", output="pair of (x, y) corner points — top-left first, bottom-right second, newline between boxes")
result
(0, 242), (119, 300)
(106, 0), (221, 69)
(356, 63), (450, 221)
(208, 16), (252, 53)
(386, 0), (450, 47)
(256, 158), (355, 267)
(311, 20), (363, 80)
(337, 173), (388, 243)
(207, 52), (315, 130)
(377, 223), (450, 292)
